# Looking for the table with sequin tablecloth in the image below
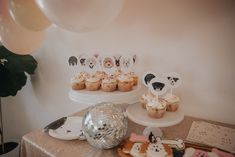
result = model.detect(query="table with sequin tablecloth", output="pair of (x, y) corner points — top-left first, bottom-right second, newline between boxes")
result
(20, 107), (235, 157)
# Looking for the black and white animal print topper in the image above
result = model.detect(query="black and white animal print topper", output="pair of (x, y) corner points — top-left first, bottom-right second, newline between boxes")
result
(68, 56), (78, 66)
(113, 54), (121, 67)
(101, 55), (116, 75)
(142, 72), (156, 87)
(166, 72), (181, 89)
(78, 54), (88, 67)
(120, 55), (134, 73)
(85, 56), (99, 74)
(149, 77), (169, 96)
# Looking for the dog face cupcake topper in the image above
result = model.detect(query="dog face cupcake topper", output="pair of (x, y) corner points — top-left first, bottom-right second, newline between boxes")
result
(101, 56), (115, 75)
(149, 77), (169, 96)
(68, 56), (78, 66)
(165, 72), (181, 95)
(142, 72), (156, 87)
(85, 56), (99, 74)
(78, 54), (88, 67)
(113, 54), (121, 67)
(120, 55), (134, 73)
(166, 72), (181, 88)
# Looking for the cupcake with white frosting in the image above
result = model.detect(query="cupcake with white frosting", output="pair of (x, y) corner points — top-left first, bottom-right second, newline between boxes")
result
(162, 93), (180, 112)
(117, 74), (133, 92)
(146, 98), (167, 118)
(113, 69), (122, 79)
(85, 76), (101, 91)
(101, 77), (117, 92)
(70, 75), (85, 90)
(95, 71), (107, 80)
(128, 72), (138, 86)
(79, 71), (90, 79)
(140, 92), (155, 109)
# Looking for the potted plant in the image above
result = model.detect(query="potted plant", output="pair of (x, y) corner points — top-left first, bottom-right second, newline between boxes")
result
(0, 45), (37, 156)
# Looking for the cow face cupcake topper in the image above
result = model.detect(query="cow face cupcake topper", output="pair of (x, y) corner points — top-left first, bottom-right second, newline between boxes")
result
(120, 55), (135, 74)
(165, 72), (182, 94)
(148, 77), (169, 98)
(101, 56), (115, 75)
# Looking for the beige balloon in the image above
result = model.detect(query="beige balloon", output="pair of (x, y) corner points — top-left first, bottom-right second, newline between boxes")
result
(0, 0), (44, 54)
(8, 0), (51, 31)
(35, 0), (125, 32)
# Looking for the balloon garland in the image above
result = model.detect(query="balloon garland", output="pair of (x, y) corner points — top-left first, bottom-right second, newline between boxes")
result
(0, 0), (125, 54)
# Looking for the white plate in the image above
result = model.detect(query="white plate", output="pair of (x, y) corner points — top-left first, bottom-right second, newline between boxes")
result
(48, 117), (86, 140)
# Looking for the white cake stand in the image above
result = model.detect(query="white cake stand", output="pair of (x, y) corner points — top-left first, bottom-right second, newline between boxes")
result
(126, 102), (184, 137)
(69, 85), (143, 106)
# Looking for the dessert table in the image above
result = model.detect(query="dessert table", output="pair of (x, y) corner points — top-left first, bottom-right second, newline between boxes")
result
(20, 106), (235, 157)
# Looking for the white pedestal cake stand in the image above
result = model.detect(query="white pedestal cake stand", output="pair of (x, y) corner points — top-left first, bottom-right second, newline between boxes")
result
(126, 102), (184, 137)
(69, 85), (143, 106)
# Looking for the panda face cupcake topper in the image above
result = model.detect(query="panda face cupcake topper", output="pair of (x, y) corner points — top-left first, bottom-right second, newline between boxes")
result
(165, 72), (182, 94)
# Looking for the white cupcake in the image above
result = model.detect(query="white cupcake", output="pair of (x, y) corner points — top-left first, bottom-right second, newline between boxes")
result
(140, 92), (155, 109)
(95, 71), (107, 80)
(79, 71), (90, 79)
(162, 93), (180, 112)
(101, 77), (117, 92)
(127, 72), (138, 86)
(70, 76), (85, 90)
(146, 98), (167, 118)
(117, 74), (133, 92)
(85, 76), (101, 91)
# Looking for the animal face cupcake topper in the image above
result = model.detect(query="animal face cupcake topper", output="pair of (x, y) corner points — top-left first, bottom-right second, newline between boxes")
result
(78, 54), (88, 67)
(85, 56), (99, 74)
(113, 54), (121, 67)
(68, 56), (78, 66)
(165, 72), (182, 94)
(101, 56), (115, 75)
(148, 77), (169, 97)
(120, 55), (135, 74)
(142, 72), (156, 87)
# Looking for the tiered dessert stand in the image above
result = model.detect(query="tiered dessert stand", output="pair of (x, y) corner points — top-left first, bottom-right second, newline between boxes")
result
(69, 85), (143, 106)
(69, 84), (184, 137)
(126, 103), (184, 137)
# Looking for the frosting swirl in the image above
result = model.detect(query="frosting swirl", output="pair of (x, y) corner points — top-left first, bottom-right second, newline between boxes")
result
(163, 93), (180, 104)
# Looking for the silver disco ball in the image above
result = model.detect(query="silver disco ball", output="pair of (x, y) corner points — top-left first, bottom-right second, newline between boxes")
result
(82, 102), (128, 149)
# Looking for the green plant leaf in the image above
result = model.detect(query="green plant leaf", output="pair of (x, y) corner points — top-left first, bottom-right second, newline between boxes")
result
(0, 46), (37, 75)
(0, 46), (37, 97)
